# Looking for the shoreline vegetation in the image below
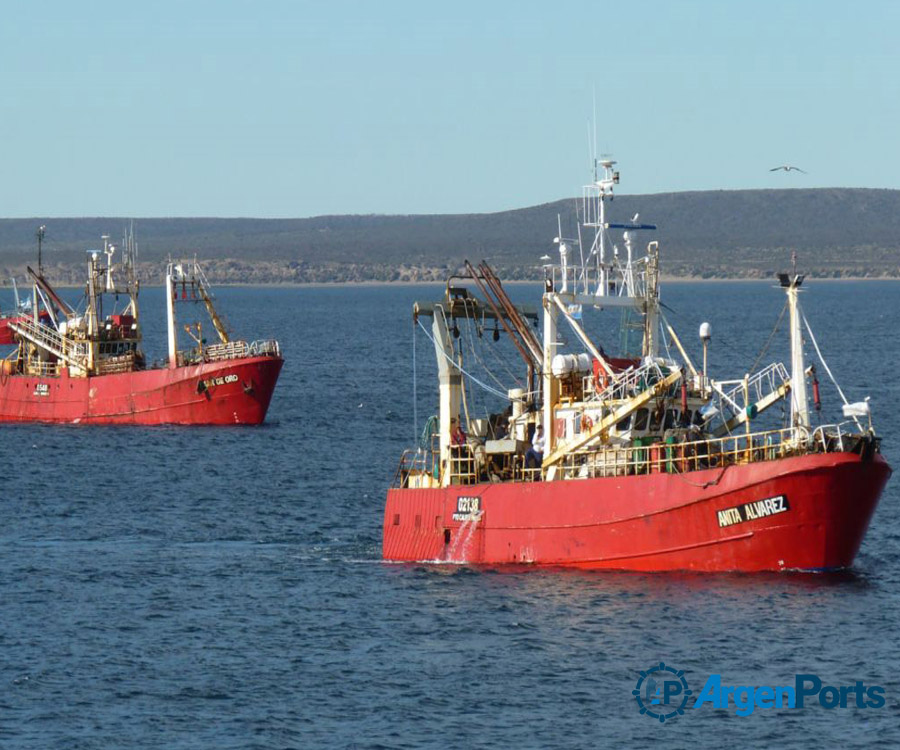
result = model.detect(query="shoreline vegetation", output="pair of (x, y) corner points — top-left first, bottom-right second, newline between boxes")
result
(2, 187), (899, 285)
(5, 260), (899, 290)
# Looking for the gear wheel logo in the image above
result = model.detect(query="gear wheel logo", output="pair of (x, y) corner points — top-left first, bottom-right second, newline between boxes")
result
(633, 662), (691, 723)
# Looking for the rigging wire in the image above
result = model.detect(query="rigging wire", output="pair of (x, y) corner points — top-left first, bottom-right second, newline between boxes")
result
(412, 317), (418, 446)
(461, 303), (483, 417)
(459, 345), (472, 431)
(416, 318), (513, 401)
(801, 311), (863, 431)
(659, 319), (673, 361)
(458, 313), (476, 426)
(664, 301), (780, 377)
(482, 326), (525, 388)
(463, 298), (522, 392)
(748, 299), (788, 376)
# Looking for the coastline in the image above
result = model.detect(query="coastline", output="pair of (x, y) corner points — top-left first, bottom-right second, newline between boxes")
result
(14, 276), (900, 291)
(181, 276), (900, 288)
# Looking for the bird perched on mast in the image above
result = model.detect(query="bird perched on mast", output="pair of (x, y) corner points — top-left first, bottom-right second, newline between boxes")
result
(770, 165), (807, 173)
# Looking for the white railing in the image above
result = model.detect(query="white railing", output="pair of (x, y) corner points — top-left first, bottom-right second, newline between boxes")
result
(716, 362), (790, 416)
(205, 339), (281, 362)
(583, 359), (672, 403)
(549, 256), (651, 300)
(10, 318), (89, 367)
(810, 421), (861, 452)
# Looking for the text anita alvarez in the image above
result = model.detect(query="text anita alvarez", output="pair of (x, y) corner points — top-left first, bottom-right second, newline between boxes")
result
(717, 495), (790, 528)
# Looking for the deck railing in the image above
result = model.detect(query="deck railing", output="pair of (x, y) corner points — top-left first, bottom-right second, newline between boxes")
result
(25, 360), (59, 377)
(583, 359), (671, 403)
(10, 318), (89, 368)
(205, 339), (281, 362)
(555, 424), (857, 480)
(549, 260), (650, 300)
(161, 339), (282, 368)
(713, 362), (791, 417)
(392, 433), (544, 489)
(96, 352), (136, 375)
(393, 448), (438, 488)
(392, 423), (865, 488)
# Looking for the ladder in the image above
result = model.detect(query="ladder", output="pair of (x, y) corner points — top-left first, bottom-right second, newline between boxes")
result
(718, 362), (790, 416)
(9, 318), (88, 369)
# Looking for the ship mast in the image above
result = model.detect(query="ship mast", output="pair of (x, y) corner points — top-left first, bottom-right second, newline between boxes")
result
(36, 225), (46, 276)
(165, 259), (233, 370)
(431, 307), (462, 475)
(541, 160), (659, 457)
(541, 293), (559, 456)
(642, 240), (660, 359)
(582, 159), (619, 298)
(166, 263), (179, 368)
(780, 269), (809, 431)
(86, 250), (100, 370)
(123, 223), (140, 321)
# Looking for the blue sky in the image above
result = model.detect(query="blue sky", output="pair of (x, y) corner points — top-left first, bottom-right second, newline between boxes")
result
(1, 0), (897, 217)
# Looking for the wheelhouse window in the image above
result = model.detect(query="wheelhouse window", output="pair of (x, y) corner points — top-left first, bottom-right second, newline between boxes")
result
(633, 408), (649, 431)
(664, 409), (678, 430)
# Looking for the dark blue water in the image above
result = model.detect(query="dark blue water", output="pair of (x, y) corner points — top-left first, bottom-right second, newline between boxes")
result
(2, 281), (899, 748)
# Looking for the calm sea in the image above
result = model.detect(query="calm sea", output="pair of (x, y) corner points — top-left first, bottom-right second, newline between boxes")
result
(2, 281), (899, 748)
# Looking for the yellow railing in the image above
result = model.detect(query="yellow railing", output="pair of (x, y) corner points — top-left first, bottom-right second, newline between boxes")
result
(393, 424), (865, 488)
(25, 360), (59, 377)
(555, 427), (811, 479)
(393, 432), (543, 488)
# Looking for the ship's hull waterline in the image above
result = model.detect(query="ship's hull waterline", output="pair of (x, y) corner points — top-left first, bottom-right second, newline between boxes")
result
(383, 452), (891, 572)
(0, 355), (283, 425)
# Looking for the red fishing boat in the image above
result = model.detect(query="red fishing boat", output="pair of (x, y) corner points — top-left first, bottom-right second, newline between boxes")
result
(0, 278), (50, 346)
(383, 160), (891, 572)
(0, 233), (282, 424)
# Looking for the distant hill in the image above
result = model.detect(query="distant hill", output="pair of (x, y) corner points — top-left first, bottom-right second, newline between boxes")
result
(1, 188), (899, 284)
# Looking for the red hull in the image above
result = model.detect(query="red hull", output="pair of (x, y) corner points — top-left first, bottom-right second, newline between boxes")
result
(383, 452), (892, 572)
(0, 312), (51, 346)
(0, 356), (283, 425)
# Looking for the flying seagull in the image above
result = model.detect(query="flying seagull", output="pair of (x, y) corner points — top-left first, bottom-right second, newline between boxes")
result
(770, 165), (807, 174)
